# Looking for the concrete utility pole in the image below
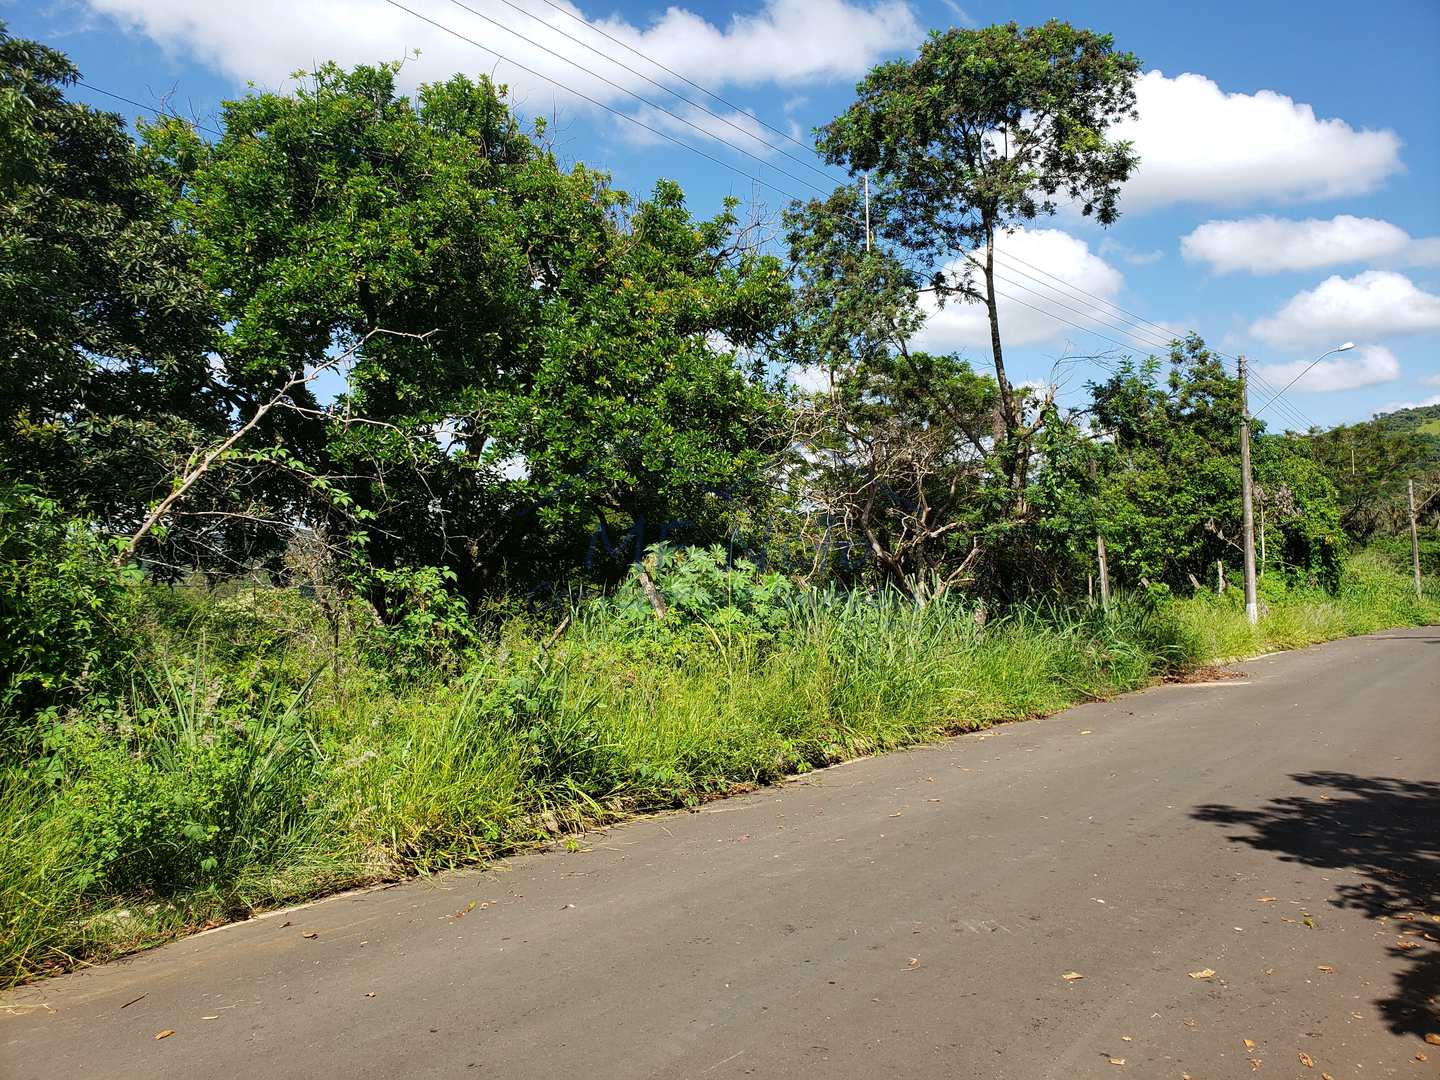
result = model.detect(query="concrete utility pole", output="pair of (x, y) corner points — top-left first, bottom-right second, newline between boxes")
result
(1238, 356), (1259, 624)
(1409, 479), (1423, 599)
(863, 173), (872, 253)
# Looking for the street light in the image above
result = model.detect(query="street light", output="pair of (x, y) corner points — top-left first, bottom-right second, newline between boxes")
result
(1251, 342), (1356, 418)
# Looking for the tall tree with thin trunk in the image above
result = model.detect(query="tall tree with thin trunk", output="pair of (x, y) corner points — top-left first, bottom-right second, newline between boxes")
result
(817, 21), (1142, 492)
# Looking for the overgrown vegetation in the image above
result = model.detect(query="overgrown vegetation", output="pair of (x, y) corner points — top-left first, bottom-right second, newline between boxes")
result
(2, 20), (1437, 987)
(5, 546), (1433, 986)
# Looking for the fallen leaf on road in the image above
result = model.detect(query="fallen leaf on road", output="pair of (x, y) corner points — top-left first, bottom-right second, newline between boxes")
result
(279, 920), (292, 928)
(1397, 939), (1421, 950)
(1079, 730), (1092, 735)
(450, 900), (477, 919)
(1249, 1059), (1262, 1071)
(1188, 969), (1216, 980)
(201, 1015), (218, 1021)
(301, 931), (318, 939)
(1090, 898), (1106, 904)
(1243, 1039), (1256, 1051)
(154, 1030), (174, 1040)
(1107, 1058), (1125, 1066)
(1302, 917), (1315, 928)
(1425, 1033), (1440, 1045)
(365, 992), (375, 998)
(1298, 1051), (1315, 1067)
(1257, 896), (1277, 903)
(1121, 1035), (1132, 1042)
(1322, 1073), (1334, 1079)
(1062, 971), (1084, 981)
(1317, 964), (1335, 973)
(1414, 1051), (1427, 1062)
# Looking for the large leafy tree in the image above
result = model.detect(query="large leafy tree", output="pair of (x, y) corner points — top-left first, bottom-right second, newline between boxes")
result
(816, 21), (1141, 489)
(151, 62), (788, 605)
(0, 24), (220, 544)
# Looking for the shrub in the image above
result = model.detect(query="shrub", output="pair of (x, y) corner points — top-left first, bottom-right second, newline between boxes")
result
(0, 484), (140, 750)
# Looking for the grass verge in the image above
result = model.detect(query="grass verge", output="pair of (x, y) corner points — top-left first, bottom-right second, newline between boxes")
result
(3, 552), (1436, 987)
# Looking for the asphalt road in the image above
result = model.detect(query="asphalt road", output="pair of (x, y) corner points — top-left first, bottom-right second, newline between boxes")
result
(3, 628), (1437, 1079)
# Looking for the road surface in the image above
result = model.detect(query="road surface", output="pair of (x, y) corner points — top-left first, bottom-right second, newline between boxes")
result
(3, 627), (1437, 1078)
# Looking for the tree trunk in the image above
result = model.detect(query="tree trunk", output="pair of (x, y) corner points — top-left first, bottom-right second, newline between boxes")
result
(982, 222), (1025, 495)
(983, 225), (1017, 438)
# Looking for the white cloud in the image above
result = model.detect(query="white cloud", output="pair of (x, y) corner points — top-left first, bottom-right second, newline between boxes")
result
(84, 0), (920, 117)
(1256, 344), (1400, 393)
(1181, 215), (1412, 275)
(1401, 237), (1440, 267)
(1116, 71), (1403, 209)
(914, 227), (1132, 353)
(1250, 271), (1440, 350)
(1422, 373), (1440, 388)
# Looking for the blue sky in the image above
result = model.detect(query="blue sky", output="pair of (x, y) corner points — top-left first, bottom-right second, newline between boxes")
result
(8, 0), (1439, 429)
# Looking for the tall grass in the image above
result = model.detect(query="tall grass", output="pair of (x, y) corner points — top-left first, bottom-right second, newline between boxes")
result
(3, 554), (1436, 987)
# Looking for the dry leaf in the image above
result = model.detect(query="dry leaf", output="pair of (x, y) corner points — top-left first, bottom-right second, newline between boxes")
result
(1188, 968), (1216, 979)
(1397, 939), (1421, 950)
(1079, 730), (1093, 735)
(154, 1030), (174, 1040)
(1062, 971), (1084, 981)
(201, 1015), (218, 1021)
(1257, 896), (1277, 903)
(1249, 1060), (1262, 1071)
(1322, 1074), (1334, 1079)
(1414, 1051), (1427, 1062)
(1424, 1033), (1440, 1045)
(1298, 1051), (1314, 1067)
(1244, 1039), (1256, 1051)
(1108, 1058), (1125, 1066)
(301, 931), (318, 939)
(1317, 964), (1335, 973)
(1120, 1035), (1133, 1042)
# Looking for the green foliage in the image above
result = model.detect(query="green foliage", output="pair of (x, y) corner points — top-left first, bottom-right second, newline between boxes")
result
(0, 23), (221, 538)
(43, 664), (320, 896)
(818, 21), (1142, 251)
(1070, 337), (1342, 591)
(593, 545), (800, 659)
(0, 485), (140, 742)
(7, 555), (1435, 988)
(360, 565), (480, 676)
(1308, 404), (1440, 539)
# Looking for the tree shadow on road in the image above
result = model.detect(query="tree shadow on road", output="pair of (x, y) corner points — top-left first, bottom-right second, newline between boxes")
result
(1193, 772), (1439, 1040)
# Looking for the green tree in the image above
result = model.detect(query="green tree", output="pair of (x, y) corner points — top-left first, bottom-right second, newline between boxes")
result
(1078, 337), (1341, 591)
(153, 61), (789, 606)
(0, 24), (220, 545)
(816, 21), (1141, 483)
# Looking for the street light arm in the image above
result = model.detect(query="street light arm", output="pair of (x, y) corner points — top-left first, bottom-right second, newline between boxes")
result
(1251, 342), (1356, 420)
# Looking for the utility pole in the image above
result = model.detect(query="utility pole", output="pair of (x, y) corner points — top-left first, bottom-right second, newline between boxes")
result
(1409, 479), (1423, 599)
(1087, 458), (1109, 612)
(1096, 534), (1111, 612)
(1238, 355), (1259, 624)
(863, 172), (872, 253)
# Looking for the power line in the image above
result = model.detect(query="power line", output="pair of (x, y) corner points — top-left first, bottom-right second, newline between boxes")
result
(985, 260), (1176, 352)
(379, 0), (866, 224)
(449, 0), (846, 190)
(525, 0), (821, 158)
(78, 81), (224, 137)
(427, 0), (838, 197)
(993, 248), (1182, 344)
